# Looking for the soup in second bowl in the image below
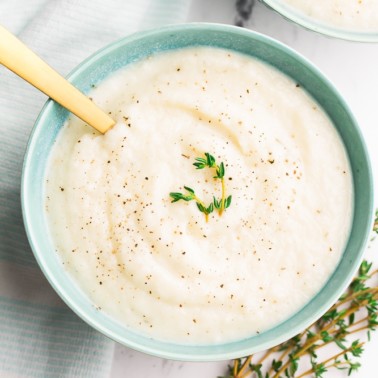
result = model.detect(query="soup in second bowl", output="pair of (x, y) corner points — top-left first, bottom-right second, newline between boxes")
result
(281, 0), (378, 32)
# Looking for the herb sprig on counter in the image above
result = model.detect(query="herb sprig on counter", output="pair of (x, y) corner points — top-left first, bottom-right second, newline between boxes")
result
(221, 258), (377, 378)
(373, 209), (378, 235)
(169, 152), (232, 222)
(220, 211), (378, 378)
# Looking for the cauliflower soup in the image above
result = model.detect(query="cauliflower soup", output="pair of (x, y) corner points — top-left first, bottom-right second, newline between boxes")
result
(45, 47), (353, 344)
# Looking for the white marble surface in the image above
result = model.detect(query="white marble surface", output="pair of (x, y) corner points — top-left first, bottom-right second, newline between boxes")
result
(109, 1), (378, 377)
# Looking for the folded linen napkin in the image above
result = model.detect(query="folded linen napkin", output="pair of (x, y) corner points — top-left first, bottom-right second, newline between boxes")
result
(0, 1), (191, 376)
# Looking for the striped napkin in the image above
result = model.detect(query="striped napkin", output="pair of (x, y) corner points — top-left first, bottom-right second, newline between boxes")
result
(0, 1), (190, 376)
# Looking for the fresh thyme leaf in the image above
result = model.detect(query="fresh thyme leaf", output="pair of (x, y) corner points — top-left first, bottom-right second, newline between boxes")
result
(348, 362), (361, 376)
(225, 195), (232, 209)
(272, 359), (282, 372)
(183, 186), (195, 194)
(193, 157), (207, 169)
(321, 330), (333, 343)
(360, 260), (372, 276)
(215, 162), (225, 179)
(250, 363), (263, 378)
(196, 202), (205, 213)
(196, 202), (214, 216)
(169, 192), (193, 202)
(312, 361), (327, 377)
(348, 313), (355, 326)
(170, 152), (232, 221)
(205, 152), (216, 168)
(207, 203), (214, 214)
(288, 354), (299, 376)
(335, 338), (347, 350)
(350, 340), (364, 357)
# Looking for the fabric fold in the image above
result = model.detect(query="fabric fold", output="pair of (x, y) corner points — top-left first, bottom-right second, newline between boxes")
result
(0, 0), (191, 376)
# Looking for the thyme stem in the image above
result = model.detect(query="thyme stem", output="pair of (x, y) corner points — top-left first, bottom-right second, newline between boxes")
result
(296, 342), (365, 378)
(236, 355), (253, 378)
(219, 176), (226, 216)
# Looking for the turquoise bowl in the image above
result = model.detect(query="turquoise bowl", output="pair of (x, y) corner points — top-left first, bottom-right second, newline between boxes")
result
(262, 0), (378, 42)
(21, 23), (374, 361)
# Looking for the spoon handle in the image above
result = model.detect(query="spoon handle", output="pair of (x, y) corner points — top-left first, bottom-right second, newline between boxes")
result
(0, 25), (114, 133)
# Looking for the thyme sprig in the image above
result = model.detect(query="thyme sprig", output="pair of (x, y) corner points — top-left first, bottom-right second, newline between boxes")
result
(169, 153), (232, 221)
(220, 241), (378, 378)
(373, 209), (378, 235)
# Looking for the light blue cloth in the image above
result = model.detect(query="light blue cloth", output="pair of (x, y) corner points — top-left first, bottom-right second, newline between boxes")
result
(0, 1), (190, 376)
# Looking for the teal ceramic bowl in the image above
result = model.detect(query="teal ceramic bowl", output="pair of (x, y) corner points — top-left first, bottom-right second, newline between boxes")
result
(21, 23), (374, 361)
(262, 0), (378, 42)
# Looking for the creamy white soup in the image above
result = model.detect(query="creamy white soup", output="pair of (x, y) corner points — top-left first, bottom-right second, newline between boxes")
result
(281, 0), (378, 31)
(45, 47), (353, 344)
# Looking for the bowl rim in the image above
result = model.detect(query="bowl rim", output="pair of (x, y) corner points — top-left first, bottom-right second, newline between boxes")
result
(262, 0), (378, 42)
(21, 22), (375, 361)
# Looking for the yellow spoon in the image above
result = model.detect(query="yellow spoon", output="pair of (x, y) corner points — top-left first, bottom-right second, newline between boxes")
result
(0, 25), (115, 134)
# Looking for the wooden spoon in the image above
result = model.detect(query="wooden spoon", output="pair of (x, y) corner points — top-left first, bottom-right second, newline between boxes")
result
(0, 25), (115, 134)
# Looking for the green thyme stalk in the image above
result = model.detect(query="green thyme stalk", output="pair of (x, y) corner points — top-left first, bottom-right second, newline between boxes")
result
(193, 153), (232, 216)
(169, 152), (232, 222)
